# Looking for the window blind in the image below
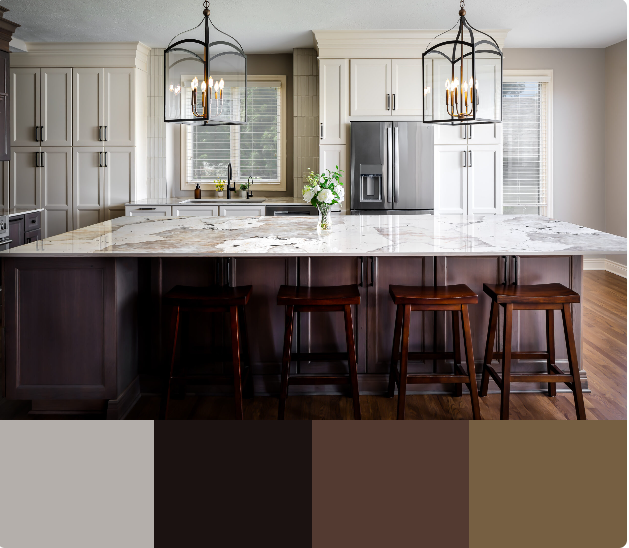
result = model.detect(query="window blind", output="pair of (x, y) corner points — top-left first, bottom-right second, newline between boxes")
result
(186, 81), (282, 183)
(502, 81), (548, 215)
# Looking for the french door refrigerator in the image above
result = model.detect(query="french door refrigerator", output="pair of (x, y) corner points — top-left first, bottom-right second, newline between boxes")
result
(350, 121), (434, 214)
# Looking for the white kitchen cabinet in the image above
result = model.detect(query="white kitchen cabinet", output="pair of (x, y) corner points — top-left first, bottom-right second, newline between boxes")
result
(10, 147), (41, 210)
(103, 68), (135, 146)
(174, 205), (219, 217)
(104, 146), (135, 220)
(10, 68), (40, 147)
(73, 67), (104, 147)
(41, 146), (73, 237)
(41, 68), (72, 146)
(350, 59), (391, 116)
(72, 147), (104, 229)
(434, 145), (467, 215)
(434, 125), (468, 145)
(126, 205), (172, 217)
(319, 144), (347, 212)
(319, 59), (348, 144)
(219, 205), (265, 217)
(391, 59), (423, 115)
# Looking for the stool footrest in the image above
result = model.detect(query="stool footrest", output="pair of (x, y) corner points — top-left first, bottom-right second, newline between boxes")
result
(288, 375), (351, 386)
(508, 373), (574, 383)
(408, 351), (455, 361)
(492, 351), (550, 360)
(291, 352), (349, 362)
(406, 374), (470, 384)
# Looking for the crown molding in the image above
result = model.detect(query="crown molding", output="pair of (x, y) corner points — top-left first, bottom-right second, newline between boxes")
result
(313, 29), (509, 59)
(10, 42), (151, 72)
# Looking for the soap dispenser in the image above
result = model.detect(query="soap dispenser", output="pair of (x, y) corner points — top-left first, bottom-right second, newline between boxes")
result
(194, 183), (201, 199)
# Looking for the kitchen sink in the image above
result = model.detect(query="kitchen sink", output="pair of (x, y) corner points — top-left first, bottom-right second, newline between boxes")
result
(178, 198), (266, 204)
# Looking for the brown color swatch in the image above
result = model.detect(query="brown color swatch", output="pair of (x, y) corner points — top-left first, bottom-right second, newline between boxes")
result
(312, 420), (469, 548)
(470, 421), (627, 548)
(155, 421), (312, 548)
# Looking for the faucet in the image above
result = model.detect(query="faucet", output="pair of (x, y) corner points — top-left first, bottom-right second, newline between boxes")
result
(226, 162), (235, 199)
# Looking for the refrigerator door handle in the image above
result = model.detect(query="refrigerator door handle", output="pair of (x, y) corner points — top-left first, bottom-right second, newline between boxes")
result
(394, 125), (400, 203)
(386, 126), (392, 203)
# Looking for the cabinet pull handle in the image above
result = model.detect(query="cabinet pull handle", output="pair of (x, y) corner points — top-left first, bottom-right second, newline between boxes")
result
(40, 126), (44, 142)
(468, 126), (472, 139)
(392, 94), (396, 110)
(387, 94), (391, 110)
(104, 151), (108, 167)
(41, 151), (45, 167)
(468, 151), (472, 167)
(105, 126), (108, 141)
(462, 150), (466, 168)
(359, 257), (364, 287)
(98, 126), (102, 141)
(98, 151), (103, 168)
(35, 152), (40, 167)
(369, 256), (374, 287)
(35, 126), (40, 142)
(320, 122), (323, 139)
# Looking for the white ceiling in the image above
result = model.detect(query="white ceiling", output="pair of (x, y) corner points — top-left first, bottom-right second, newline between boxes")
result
(4, 0), (627, 52)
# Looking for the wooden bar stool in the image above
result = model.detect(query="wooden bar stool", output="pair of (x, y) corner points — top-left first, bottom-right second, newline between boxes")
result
(277, 284), (361, 420)
(479, 283), (585, 420)
(388, 284), (481, 420)
(162, 285), (253, 420)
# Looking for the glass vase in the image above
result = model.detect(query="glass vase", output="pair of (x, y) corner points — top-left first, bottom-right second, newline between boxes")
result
(317, 204), (332, 230)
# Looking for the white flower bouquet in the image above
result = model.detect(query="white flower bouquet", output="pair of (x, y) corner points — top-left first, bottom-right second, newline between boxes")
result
(302, 166), (344, 230)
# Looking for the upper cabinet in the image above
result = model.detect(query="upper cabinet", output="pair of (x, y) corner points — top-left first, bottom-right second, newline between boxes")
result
(319, 59), (348, 144)
(10, 68), (40, 147)
(103, 68), (135, 146)
(391, 59), (423, 116)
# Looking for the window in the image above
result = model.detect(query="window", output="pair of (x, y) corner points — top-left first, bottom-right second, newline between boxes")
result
(181, 76), (286, 191)
(502, 71), (553, 215)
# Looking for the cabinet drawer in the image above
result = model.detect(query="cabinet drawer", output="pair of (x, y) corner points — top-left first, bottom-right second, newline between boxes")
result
(25, 228), (41, 244)
(125, 205), (172, 217)
(25, 211), (41, 231)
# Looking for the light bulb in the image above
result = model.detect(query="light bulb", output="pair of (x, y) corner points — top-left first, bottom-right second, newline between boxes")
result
(219, 78), (224, 89)
(209, 76), (214, 88)
(175, 85), (180, 94)
(214, 81), (219, 91)
(201, 81), (207, 92)
(169, 84), (174, 92)
(191, 77), (198, 90)
(445, 79), (450, 89)
(462, 82), (468, 92)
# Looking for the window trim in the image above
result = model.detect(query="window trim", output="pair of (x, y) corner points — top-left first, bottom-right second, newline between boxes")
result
(502, 69), (553, 217)
(180, 74), (287, 192)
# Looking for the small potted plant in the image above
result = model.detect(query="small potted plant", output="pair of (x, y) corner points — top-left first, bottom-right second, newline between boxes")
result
(302, 166), (344, 230)
(239, 183), (249, 198)
(215, 179), (225, 197)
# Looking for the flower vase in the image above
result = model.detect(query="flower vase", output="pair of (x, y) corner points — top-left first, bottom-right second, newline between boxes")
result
(217, 191), (224, 197)
(240, 190), (247, 198)
(317, 204), (332, 230)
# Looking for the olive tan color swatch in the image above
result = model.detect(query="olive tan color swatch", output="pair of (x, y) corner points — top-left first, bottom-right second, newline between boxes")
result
(470, 420), (627, 548)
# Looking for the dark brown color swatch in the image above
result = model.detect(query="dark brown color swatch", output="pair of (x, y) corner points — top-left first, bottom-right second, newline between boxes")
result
(312, 420), (469, 548)
(155, 421), (312, 548)
(470, 421), (627, 548)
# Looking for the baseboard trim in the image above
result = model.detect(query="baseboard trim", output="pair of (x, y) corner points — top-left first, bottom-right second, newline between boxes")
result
(107, 376), (141, 420)
(583, 258), (627, 279)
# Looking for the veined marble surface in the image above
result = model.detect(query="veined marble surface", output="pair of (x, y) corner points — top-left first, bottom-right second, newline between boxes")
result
(1, 215), (626, 258)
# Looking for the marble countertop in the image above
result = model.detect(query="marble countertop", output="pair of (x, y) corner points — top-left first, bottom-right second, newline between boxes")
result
(1, 214), (626, 258)
(127, 197), (308, 206)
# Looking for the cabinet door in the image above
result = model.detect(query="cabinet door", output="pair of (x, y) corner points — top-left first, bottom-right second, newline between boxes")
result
(350, 59), (391, 116)
(41, 147), (73, 237)
(8, 217), (24, 248)
(73, 147), (104, 228)
(467, 145), (501, 215)
(73, 68), (104, 146)
(434, 145), (467, 215)
(434, 124), (467, 145)
(174, 205), (219, 217)
(126, 205), (172, 217)
(104, 147), (135, 220)
(10, 147), (41, 210)
(10, 68), (40, 147)
(103, 68), (134, 146)
(391, 59), (423, 116)
(41, 68), (72, 147)
(319, 59), (348, 144)
(319, 144), (347, 212)
(219, 205), (265, 217)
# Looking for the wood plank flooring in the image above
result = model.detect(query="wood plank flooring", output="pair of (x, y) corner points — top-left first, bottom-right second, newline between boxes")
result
(1, 270), (626, 420)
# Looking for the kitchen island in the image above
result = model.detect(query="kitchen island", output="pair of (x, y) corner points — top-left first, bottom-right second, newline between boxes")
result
(1, 214), (626, 418)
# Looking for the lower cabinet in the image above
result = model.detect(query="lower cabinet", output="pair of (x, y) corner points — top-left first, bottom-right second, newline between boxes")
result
(125, 205), (172, 217)
(219, 205), (265, 217)
(9, 210), (42, 248)
(174, 205), (219, 217)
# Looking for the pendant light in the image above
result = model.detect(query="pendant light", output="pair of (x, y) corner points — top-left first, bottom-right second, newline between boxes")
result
(422, 0), (502, 126)
(164, 0), (247, 125)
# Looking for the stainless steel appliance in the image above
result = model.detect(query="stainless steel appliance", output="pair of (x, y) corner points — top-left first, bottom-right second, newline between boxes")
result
(266, 205), (318, 216)
(350, 121), (434, 214)
(0, 215), (10, 250)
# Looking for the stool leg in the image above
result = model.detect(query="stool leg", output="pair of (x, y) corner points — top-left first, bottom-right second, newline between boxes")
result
(388, 305), (404, 398)
(562, 304), (586, 420)
(500, 303), (513, 420)
(546, 309), (556, 397)
(480, 300), (499, 397)
(452, 310), (463, 397)
(240, 305), (254, 399)
(163, 305), (180, 420)
(230, 306), (244, 420)
(461, 305), (481, 420)
(344, 305), (361, 420)
(397, 305), (411, 420)
(278, 305), (294, 420)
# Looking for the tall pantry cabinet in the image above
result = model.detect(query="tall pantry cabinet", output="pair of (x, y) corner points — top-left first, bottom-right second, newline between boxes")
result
(8, 43), (149, 237)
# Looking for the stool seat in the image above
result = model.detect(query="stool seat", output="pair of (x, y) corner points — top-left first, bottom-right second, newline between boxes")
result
(483, 283), (579, 304)
(165, 284), (252, 307)
(278, 284), (360, 306)
(390, 284), (478, 305)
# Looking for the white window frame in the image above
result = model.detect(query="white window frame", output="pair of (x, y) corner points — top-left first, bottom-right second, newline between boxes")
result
(180, 74), (287, 191)
(502, 69), (553, 217)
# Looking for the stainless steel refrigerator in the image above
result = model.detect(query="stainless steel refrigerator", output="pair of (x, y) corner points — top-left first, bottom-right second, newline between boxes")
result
(350, 121), (434, 214)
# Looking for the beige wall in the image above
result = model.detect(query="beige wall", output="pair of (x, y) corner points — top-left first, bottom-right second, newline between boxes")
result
(504, 49), (607, 232)
(604, 40), (627, 266)
(167, 53), (294, 198)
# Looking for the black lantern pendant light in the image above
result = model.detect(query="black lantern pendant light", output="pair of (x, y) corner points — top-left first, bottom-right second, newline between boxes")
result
(164, 0), (247, 125)
(422, 0), (502, 126)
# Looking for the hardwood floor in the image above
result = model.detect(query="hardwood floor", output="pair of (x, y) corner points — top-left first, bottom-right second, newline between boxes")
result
(1, 271), (626, 420)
